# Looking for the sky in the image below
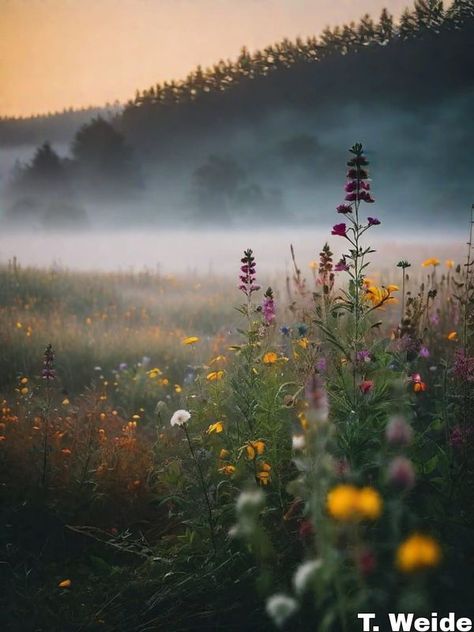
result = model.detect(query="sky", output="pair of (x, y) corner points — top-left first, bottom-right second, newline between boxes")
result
(1, 0), (415, 118)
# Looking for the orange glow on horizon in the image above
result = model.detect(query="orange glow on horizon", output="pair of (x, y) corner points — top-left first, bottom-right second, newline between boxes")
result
(1, 0), (414, 118)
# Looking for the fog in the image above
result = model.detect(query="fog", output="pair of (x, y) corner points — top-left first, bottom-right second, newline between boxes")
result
(0, 228), (465, 276)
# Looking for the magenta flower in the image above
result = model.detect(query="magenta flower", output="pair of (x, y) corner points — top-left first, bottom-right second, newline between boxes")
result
(345, 192), (357, 202)
(336, 204), (352, 214)
(335, 258), (350, 272)
(239, 249), (260, 296)
(345, 180), (358, 193)
(262, 287), (276, 324)
(367, 217), (381, 226)
(331, 223), (347, 238)
(359, 379), (374, 394)
(359, 191), (375, 203)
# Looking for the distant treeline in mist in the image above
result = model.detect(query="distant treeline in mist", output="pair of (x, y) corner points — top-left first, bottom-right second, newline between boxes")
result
(2, 0), (474, 229)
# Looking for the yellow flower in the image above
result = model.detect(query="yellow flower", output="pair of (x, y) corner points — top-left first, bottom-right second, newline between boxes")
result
(16, 322), (22, 329)
(182, 336), (200, 345)
(327, 485), (382, 522)
(297, 338), (309, 349)
(327, 484), (360, 521)
(219, 464), (236, 476)
(421, 258), (440, 267)
(219, 448), (230, 459)
(245, 440), (266, 460)
(58, 579), (72, 589)
(445, 259), (455, 269)
(356, 487), (383, 520)
(174, 384), (182, 393)
(386, 284), (399, 293)
(20, 377), (28, 384)
(257, 462), (271, 485)
(207, 370), (224, 381)
(298, 412), (309, 431)
(62, 398), (70, 405)
(209, 355), (226, 365)
(263, 351), (278, 365)
(147, 368), (162, 378)
(20, 387), (29, 395)
(309, 260), (318, 270)
(447, 331), (457, 341)
(396, 534), (441, 573)
(207, 421), (224, 434)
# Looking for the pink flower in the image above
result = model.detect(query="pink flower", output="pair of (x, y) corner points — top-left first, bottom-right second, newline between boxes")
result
(359, 380), (374, 394)
(388, 456), (416, 490)
(385, 415), (413, 446)
(331, 223), (347, 238)
(335, 258), (350, 272)
(337, 204), (352, 214)
(367, 216), (381, 226)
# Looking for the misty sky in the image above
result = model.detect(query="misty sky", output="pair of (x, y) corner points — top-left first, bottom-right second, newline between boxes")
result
(2, 0), (421, 118)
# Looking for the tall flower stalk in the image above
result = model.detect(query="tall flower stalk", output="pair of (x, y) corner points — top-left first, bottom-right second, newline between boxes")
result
(41, 343), (55, 489)
(332, 143), (380, 405)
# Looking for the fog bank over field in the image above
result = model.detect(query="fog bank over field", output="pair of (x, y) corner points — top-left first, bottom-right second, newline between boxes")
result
(0, 228), (466, 276)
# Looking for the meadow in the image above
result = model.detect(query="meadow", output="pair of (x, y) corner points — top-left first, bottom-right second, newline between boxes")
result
(1, 145), (473, 632)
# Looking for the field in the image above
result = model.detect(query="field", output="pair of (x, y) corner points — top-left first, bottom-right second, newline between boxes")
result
(1, 149), (473, 632)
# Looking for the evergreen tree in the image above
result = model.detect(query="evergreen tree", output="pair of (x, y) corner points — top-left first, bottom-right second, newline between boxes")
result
(414, 0), (445, 30)
(357, 13), (376, 45)
(377, 8), (395, 43)
(399, 8), (418, 38)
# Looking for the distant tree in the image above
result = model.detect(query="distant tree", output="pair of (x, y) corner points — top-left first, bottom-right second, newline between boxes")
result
(71, 117), (141, 196)
(399, 8), (418, 38)
(377, 8), (395, 43)
(414, 0), (445, 30)
(357, 14), (377, 45)
(448, 0), (474, 24)
(193, 155), (244, 217)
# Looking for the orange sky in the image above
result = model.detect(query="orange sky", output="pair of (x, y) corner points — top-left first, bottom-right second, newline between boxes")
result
(1, 0), (415, 118)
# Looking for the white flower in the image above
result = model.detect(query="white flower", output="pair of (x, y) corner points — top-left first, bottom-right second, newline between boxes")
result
(293, 559), (322, 596)
(236, 489), (265, 515)
(170, 409), (191, 427)
(266, 594), (298, 628)
(292, 434), (306, 451)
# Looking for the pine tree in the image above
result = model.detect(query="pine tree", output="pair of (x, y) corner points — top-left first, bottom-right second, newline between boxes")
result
(414, 0), (445, 30)
(399, 8), (418, 38)
(357, 13), (376, 45)
(377, 8), (394, 43)
(448, 0), (474, 26)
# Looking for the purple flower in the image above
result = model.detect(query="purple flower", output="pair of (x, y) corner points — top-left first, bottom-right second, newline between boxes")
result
(331, 223), (347, 238)
(336, 204), (352, 214)
(345, 180), (358, 193)
(367, 216), (381, 226)
(356, 349), (371, 363)
(359, 191), (375, 203)
(315, 357), (327, 373)
(418, 346), (430, 358)
(239, 249), (260, 297)
(335, 258), (350, 272)
(345, 192), (357, 202)
(262, 287), (276, 324)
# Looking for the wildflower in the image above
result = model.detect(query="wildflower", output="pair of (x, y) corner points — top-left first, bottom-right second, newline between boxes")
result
(263, 351), (278, 365)
(257, 462), (271, 485)
(239, 248), (260, 296)
(411, 373), (427, 393)
(385, 415), (413, 446)
(174, 384), (182, 393)
(20, 377), (28, 384)
(421, 258), (440, 267)
(388, 456), (416, 490)
(266, 594), (298, 629)
(219, 464), (236, 476)
(62, 398), (70, 405)
(396, 534), (441, 573)
(367, 216), (381, 226)
(170, 409), (191, 427)
(206, 370), (224, 381)
(292, 435), (306, 451)
(280, 326), (290, 336)
(58, 579), (72, 589)
(337, 204), (352, 214)
(449, 425), (472, 449)
(357, 487), (383, 520)
(207, 421), (224, 434)
(335, 258), (350, 272)
(356, 349), (371, 363)
(397, 260), (411, 269)
(359, 380), (374, 394)
(219, 448), (230, 459)
(262, 287), (276, 324)
(445, 259), (455, 269)
(305, 374), (329, 421)
(331, 223), (347, 238)
(447, 331), (458, 341)
(297, 337), (309, 349)
(236, 489), (265, 514)
(61, 448), (72, 456)
(293, 559), (322, 596)
(245, 440), (266, 459)
(453, 350), (474, 382)
(147, 368), (162, 378)
(298, 519), (314, 540)
(182, 336), (200, 345)
(419, 345), (430, 358)
(327, 484), (360, 521)
(365, 284), (398, 307)
(42, 344), (55, 381)
(20, 387), (29, 395)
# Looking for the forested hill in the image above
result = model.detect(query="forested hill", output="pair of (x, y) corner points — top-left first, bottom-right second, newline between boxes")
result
(2, 0), (474, 230)
(119, 1), (474, 157)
